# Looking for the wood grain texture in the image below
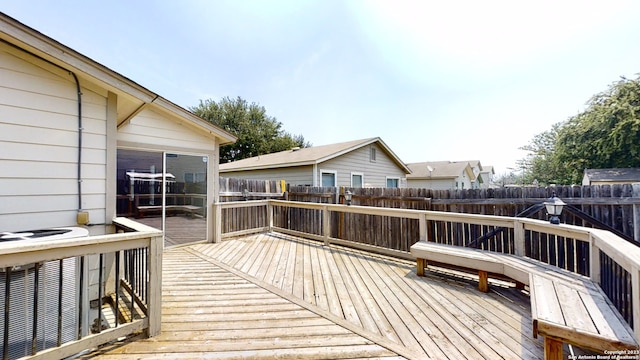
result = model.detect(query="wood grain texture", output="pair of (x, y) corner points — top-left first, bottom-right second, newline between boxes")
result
(84, 232), (606, 359)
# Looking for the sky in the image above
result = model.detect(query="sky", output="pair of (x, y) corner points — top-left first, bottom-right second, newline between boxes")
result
(3, 1), (640, 175)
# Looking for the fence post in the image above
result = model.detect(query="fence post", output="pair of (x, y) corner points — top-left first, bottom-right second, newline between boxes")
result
(323, 205), (330, 246)
(212, 202), (222, 243)
(513, 219), (525, 256)
(147, 234), (163, 337)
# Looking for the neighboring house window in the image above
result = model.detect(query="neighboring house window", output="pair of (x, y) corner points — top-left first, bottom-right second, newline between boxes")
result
(386, 177), (399, 188)
(370, 147), (377, 162)
(321, 170), (337, 187)
(351, 172), (364, 188)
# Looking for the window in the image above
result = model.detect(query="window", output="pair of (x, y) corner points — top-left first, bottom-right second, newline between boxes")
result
(386, 177), (399, 188)
(351, 173), (363, 188)
(370, 147), (377, 162)
(321, 170), (336, 187)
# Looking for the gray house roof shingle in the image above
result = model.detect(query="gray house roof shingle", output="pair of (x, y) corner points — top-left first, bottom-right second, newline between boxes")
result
(220, 137), (411, 173)
(406, 161), (475, 180)
(583, 168), (640, 183)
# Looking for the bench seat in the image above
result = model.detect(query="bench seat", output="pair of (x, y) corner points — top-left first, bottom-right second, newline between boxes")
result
(530, 273), (638, 358)
(410, 240), (508, 292)
(410, 240), (639, 360)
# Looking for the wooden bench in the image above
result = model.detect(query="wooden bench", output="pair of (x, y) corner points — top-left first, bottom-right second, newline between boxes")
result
(137, 205), (203, 218)
(410, 241), (639, 360)
(411, 240), (511, 292)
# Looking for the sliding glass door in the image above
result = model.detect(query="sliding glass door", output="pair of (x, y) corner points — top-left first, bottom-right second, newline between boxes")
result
(116, 150), (208, 247)
(164, 154), (208, 246)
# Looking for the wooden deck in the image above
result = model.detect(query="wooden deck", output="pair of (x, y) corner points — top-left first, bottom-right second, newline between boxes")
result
(85, 232), (597, 359)
(132, 216), (207, 247)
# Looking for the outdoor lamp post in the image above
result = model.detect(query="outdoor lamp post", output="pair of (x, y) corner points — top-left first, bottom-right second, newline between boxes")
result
(344, 190), (353, 206)
(543, 192), (565, 224)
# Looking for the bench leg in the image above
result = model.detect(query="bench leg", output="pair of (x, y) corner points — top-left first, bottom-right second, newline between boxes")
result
(543, 337), (562, 360)
(416, 258), (425, 276)
(478, 270), (489, 292)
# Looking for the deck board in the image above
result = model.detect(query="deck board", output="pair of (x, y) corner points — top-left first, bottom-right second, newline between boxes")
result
(192, 233), (545, 359)
(87, 232), (558, 359)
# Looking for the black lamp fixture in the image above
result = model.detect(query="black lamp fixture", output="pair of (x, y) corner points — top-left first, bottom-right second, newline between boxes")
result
(344, 190), (353, 206)
(543, 192), (565, 224)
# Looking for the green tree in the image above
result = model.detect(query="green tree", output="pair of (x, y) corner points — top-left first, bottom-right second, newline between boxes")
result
(522, 76), (640, 185)
(191, 96), (310, 163)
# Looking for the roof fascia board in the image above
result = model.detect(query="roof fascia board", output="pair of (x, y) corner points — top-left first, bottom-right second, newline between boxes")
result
(153, 97), (236, 144)
(220, 161), (314, 173)
(374, 138), (412, 173)
(0, 14), (155, 102)
(1, 13), (237, 145)
(464, 165), (477, 180)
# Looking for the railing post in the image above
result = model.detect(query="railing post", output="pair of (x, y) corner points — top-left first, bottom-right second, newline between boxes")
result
(589, 233), (601, 285)
(633, 266), (640, 342)
(267, 200), (273, 232)
(419, 213), (427, 242)
(147, 234), (163, 337)
(323, 205), (330, 246)
(633, 184), (640, 243)
(213, 202), (222, 243)
(513, 219), (525, 256)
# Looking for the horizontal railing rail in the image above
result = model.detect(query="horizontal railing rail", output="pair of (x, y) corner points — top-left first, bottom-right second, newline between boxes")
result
(0, 218), (162, 360)
(214, 199), (640, 343)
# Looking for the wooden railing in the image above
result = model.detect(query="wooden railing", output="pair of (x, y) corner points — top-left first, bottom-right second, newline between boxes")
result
(0, 218), (162, 360)
(214, 199), (640, 343)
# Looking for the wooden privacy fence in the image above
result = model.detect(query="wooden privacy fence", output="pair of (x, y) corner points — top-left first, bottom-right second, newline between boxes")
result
(286, 184), (640, 244)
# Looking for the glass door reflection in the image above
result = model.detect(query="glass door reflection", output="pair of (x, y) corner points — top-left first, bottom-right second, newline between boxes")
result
(164, 154), (208, 246)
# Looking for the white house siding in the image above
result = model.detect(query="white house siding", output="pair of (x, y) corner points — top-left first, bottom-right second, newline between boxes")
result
(319, 143), (407, 187)
(0, 45), (108, 231)
(407, 176), (472, 190)
(221, 165), (313, 186)
(118, 108), (216, 153)
(407, 179), (452, 190)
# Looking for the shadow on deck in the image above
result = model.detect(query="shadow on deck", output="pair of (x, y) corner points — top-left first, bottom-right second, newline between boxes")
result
(84, 232), (597, 359)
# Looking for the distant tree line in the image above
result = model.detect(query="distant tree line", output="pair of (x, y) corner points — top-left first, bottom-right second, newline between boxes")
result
(191, 96), (310, 163)
(519, 75), (640, 185)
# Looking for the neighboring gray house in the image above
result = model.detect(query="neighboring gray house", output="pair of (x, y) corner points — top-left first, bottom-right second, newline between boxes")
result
(406, 161), (476, 190)
(219, 137), (411, 188)
(479, 165), (496, 189)
(462, 160), (483, 189)
(582, 168), (640, 186)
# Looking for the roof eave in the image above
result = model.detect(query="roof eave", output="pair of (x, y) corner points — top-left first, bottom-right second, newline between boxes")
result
(0, 12), (237, 145)
(220, 160), (315, 172)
